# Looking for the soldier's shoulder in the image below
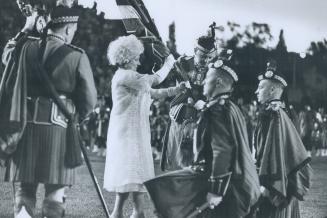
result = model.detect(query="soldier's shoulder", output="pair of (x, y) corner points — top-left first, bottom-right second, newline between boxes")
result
(64, 43), (85, 54)
(16, 36), (40, 46)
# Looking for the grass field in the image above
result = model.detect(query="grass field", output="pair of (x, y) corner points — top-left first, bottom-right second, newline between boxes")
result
(0, 154), (327, 218)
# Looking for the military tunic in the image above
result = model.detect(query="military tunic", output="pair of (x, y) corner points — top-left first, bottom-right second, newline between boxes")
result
(3, 35), (97, 185)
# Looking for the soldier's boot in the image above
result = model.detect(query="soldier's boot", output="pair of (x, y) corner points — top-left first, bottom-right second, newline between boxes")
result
(42, 199), (65, 218)
(13, 183), (37, 218)
(42, 184), (66, 218)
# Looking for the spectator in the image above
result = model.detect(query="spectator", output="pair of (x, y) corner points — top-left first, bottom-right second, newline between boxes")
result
(322, 115), (327, 156)
(94, 97), (110, 157)
(311, 122), (323, 156)
(299, 104), (316, 157)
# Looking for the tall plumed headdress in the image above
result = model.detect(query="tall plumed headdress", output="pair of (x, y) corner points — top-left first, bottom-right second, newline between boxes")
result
(195, 22), (220, 54)
(196, 35), (216, 53)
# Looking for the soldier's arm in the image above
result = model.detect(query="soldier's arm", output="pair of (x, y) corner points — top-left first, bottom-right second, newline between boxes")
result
(2, 33), (28, 65)
(75, 53), (97, 120)
(2, 12), (37, 65)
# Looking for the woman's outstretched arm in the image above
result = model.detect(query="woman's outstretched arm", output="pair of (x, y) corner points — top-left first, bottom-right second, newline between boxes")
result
(150, 82), (187, 99)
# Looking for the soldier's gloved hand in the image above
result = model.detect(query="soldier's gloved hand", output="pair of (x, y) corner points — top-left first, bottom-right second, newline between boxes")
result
(206, 192), (222, 209)
(187, 97), (195, 105)
(184, 81), (191, 89)
(6, 39), (17, 48)
(21, 11), (39, 33)
(194, 100), (206, 111)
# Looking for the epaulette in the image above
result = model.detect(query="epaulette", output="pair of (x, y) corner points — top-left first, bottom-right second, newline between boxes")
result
(65, 43), (85, 53)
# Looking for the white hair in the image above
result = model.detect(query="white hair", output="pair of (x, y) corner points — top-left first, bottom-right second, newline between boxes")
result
(107, 35), (144, 68)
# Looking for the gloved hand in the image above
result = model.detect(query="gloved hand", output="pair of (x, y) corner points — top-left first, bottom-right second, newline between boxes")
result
(206, 192), (222, 209)
(194, 100), (206, 111)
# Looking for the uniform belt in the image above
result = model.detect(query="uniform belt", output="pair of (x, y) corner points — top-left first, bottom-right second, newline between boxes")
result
(26, 96), (75, 128)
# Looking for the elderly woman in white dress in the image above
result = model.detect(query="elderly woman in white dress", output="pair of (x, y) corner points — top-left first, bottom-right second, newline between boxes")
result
(104, 35), (186, 218)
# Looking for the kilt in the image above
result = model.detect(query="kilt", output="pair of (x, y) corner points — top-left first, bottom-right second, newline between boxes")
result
(163, 120), (194, 171)
(4, 123), (75, 185)
(144, 168), (209, 218)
